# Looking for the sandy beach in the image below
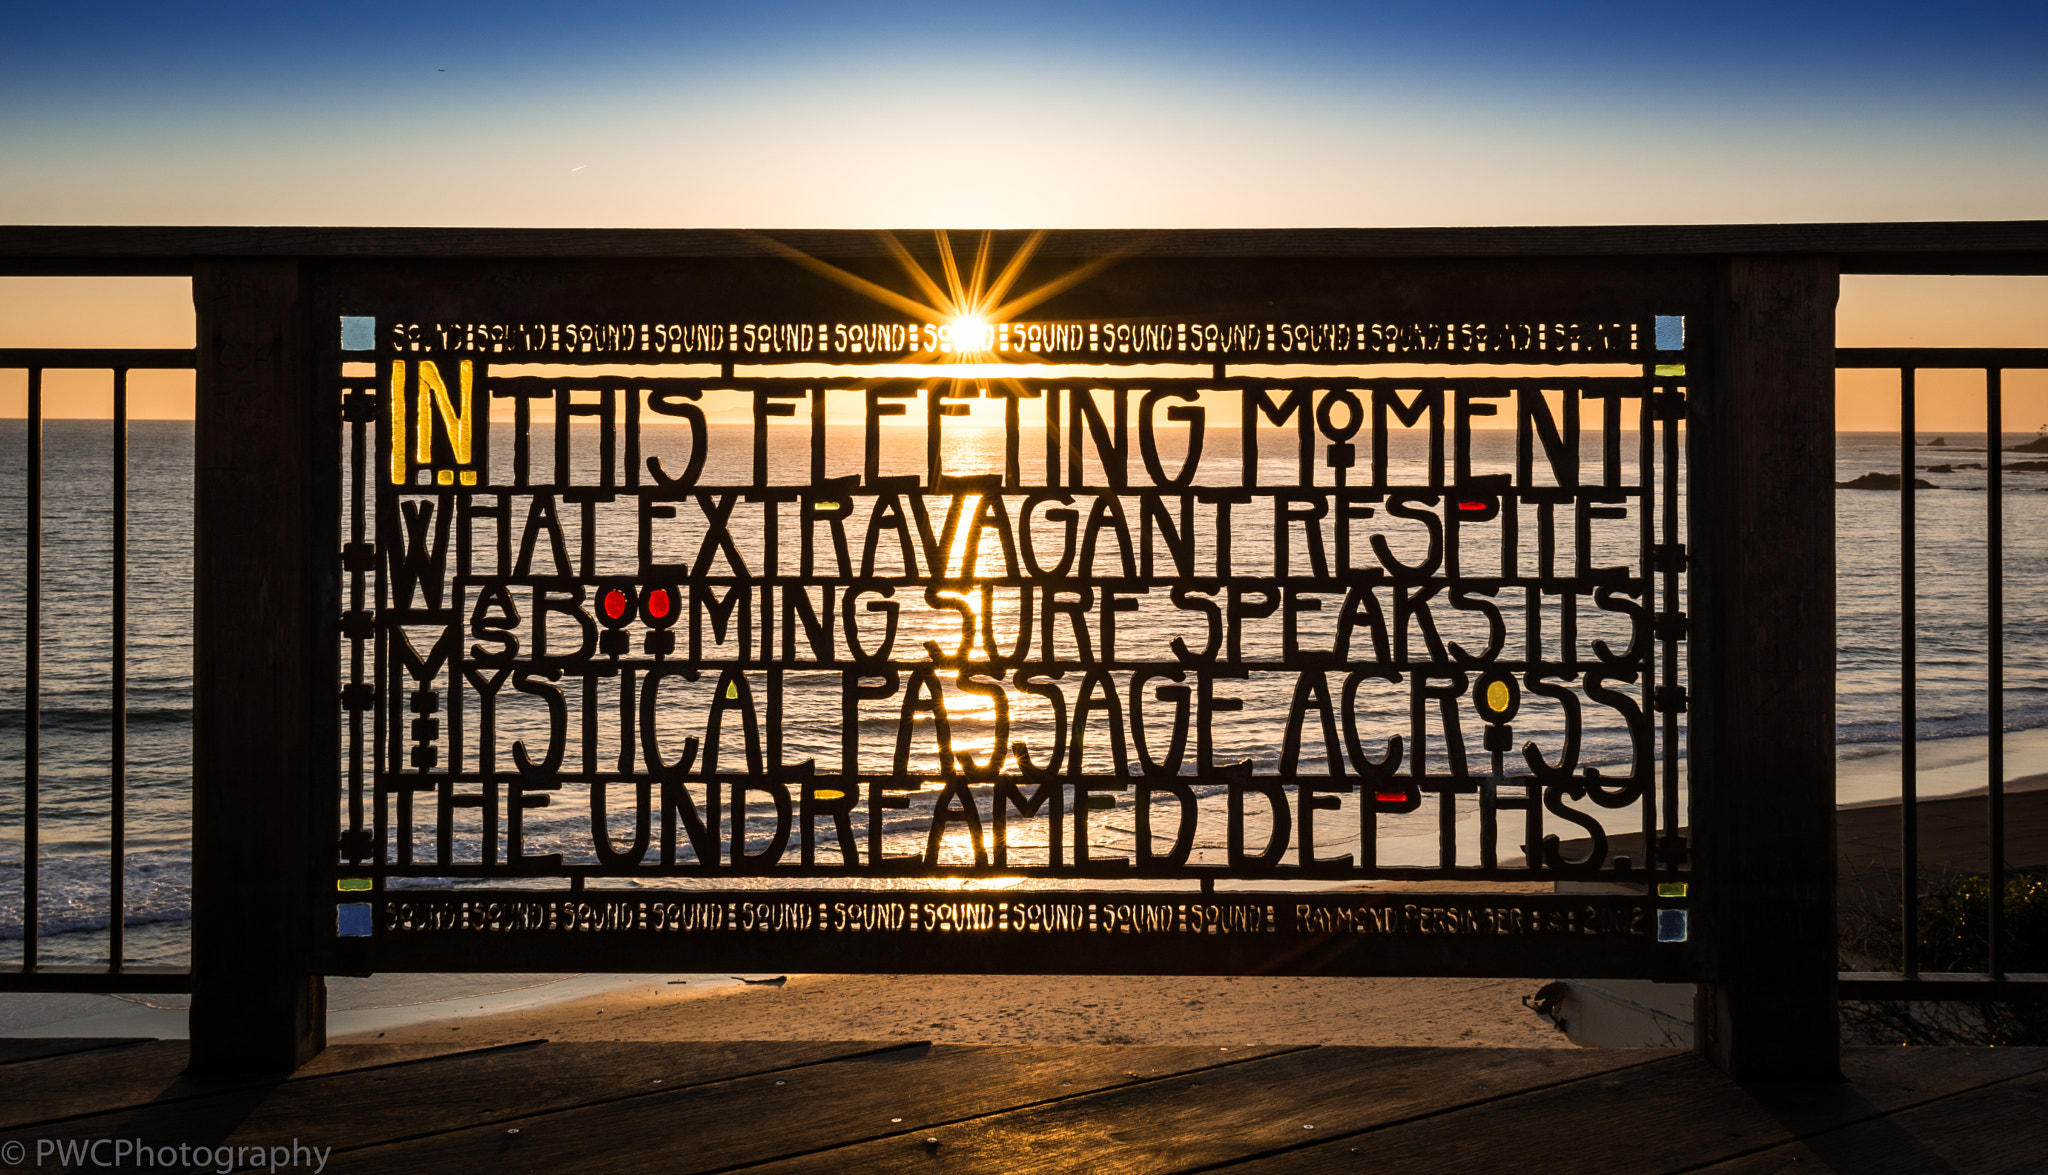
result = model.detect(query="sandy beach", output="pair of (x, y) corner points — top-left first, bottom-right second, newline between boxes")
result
(344, 971), (1573, 1051)
(340, 881), (1572, 1051)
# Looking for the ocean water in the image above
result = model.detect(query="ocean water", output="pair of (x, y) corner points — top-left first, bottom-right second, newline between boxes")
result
(0, 420), (194, 968)
(1832, 432), (2048, 786)
(0, 420), (2039, 966)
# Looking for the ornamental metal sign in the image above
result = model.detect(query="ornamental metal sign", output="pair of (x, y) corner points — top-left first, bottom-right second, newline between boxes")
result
(325, 232), (1695, 977)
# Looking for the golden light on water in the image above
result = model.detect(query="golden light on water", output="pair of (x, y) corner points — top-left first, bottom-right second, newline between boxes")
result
(934, 825), (990, 868)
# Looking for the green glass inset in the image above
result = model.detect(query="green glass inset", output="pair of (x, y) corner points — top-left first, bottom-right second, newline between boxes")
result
(338, 877), (373, 892)
(1657, 881), (1688, 899)
(1654, 364), (1686, 377)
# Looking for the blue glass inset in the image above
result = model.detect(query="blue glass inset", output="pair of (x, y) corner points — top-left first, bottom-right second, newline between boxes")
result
(341, 316), (376, 351)
(337, 902), (374, 937)
(1654, 315), (1684, 351)
(1656, 908), (1689, 943)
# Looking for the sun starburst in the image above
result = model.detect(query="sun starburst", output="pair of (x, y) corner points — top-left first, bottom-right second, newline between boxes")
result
(748, 228), (1128, 369)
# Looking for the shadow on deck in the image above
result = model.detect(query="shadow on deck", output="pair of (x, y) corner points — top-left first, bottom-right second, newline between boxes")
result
(3, 1038), (2044, 1173)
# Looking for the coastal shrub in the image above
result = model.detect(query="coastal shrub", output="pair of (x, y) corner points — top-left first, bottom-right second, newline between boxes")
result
(1921, 872), (2048, 975)
(1840, 871), (2048, 1047)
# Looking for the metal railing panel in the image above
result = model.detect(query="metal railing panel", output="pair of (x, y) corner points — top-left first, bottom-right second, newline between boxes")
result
(3, 349), (196, 990)
(1834, 347), (2048, 1001)
(320, 285), (1699, 981)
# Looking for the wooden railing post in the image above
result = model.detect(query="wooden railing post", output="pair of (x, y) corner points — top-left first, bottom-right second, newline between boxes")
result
(1693, 254), (1841, 1079)
(188, 259), (331, 1073)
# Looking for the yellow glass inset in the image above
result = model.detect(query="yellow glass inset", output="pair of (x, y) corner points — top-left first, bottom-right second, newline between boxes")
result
(1654, 364), (1686, 377)
(416, 359), (474, 467)
(389, 361), (409, 484)
(1657, 882), (1688, 898)
(815, 501), (841, 512)
(813, 789), (847, 801)
(725, 680), (739, 699)
(460, 470), (477, 486)
(1486, 680), (1510, 713)
(437, 469), (454, 485)
(337, 877), (372, 892)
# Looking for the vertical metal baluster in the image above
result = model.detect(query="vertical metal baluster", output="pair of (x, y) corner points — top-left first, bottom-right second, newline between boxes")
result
(349, 397), (367, 845)
(1901, 368), (1919, 977)
(24, 368), (41, 971)
(374, 379), (390, 875)
(111, 369), (129, 972)
(1639, 383), (1658, 877)
(1662, 375), (1684, 868)
(1986, 367), (2005, 978)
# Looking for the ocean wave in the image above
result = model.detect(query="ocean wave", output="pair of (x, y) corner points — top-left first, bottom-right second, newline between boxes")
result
(1834, 703), (2048, 745)
(0, 706), (191, 732)
(0, 849), (191, 941)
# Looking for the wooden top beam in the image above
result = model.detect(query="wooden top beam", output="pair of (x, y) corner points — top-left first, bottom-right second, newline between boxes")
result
(1, 222), (2046, 275)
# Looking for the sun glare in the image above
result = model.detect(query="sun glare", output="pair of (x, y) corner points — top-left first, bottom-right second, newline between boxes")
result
(753, 227), (1122, 369)
(744, 229), (1141, 423)
(943, 314), (996, 356)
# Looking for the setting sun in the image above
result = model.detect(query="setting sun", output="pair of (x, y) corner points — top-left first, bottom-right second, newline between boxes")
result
(943, 314), (996, 355)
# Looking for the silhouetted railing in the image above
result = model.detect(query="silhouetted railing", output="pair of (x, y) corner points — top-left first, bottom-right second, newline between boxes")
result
(0, 347), (194, 993)
(1835, 346), (2048, 1004)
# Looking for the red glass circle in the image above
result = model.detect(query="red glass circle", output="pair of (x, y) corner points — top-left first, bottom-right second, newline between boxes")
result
(646, 588), (672, 619)
(603, 589), (629, 620)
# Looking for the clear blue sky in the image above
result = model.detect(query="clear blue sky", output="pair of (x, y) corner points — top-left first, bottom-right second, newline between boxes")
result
(4, 0), (2044, 227)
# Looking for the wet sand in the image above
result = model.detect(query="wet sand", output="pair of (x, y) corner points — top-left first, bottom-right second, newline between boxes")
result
(1837, 773), (2048, 886)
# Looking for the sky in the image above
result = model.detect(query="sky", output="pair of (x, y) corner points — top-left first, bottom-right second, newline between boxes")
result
(3, 1), (2046, 424)
(6, 0), (2047, 227)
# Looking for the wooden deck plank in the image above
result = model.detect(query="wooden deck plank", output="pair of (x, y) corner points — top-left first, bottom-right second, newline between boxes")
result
(1690, 1062), (2048, 1174)
(3, 1040), (898, 1146)
(8, 1040), (2042, 1175)
(343, 1043), (1303, 1174)
(1209, 1047), (2048, 1174)
(735, 1045), (1662, 1175)
(0, 1038), (154, 1066)
(294, 1039), (554, 1077)
(0, 1038), (559, 1130)
(0, 1042), (197, 1128)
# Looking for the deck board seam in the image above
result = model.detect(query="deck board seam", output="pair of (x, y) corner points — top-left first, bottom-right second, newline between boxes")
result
(0, 1039), (158, 1068)
(285, 1037), (551, 1080)
(1179, 1052), (1684, 1174)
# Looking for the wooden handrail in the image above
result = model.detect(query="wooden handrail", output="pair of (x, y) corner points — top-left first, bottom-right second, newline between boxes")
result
(1, 221), (2047, 273)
